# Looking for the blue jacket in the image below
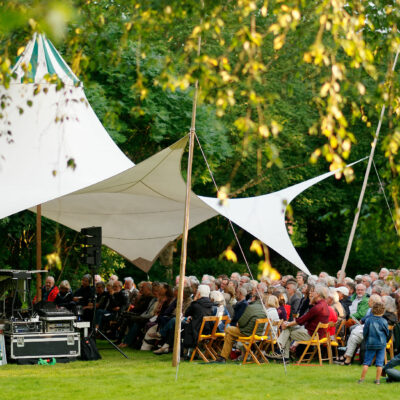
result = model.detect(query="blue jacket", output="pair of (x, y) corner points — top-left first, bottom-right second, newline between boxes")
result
(363, 315), (390, 350)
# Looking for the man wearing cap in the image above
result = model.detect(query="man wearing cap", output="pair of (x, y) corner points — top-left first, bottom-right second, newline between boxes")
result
(336, 286), (351, 318)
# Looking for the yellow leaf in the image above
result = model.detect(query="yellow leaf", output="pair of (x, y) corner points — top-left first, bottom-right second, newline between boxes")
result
(250, 240), (264, 257)
(224, 247), (237, 263)
(17, 47), (25, 56)
(259, 125), (270, 137)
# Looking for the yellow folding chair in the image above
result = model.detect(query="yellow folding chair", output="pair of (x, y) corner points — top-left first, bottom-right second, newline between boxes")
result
(236, 318), (270, 365)
(330, 319), (345, 360)
(296, 322), (333, 366)
(385, 325), (395, 363)
(258, 319), (283, 355)
(210, 315), (230, 356)
(190, 316), (220, 362)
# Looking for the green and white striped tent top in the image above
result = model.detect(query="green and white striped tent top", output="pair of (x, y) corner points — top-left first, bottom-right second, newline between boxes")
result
(12, 32), (79, 85)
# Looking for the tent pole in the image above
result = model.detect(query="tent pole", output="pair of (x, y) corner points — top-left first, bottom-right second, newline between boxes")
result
(339, 47), (400, 283)
(36, 204), (42, 301)
(172, 27), (203, 369)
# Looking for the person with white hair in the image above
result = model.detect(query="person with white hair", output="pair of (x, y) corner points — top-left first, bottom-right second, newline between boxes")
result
(370, 271), (379, 282)
(40, 276), (59, 303)
(348, 284), (369, 323)
(379, 268), (389, 280)
(382, 296), (398, 325)
(124, 277), (138, 304)
(230, 272), (241, 283)
(210, 290), (230, 332)
(361, 275), (372, 295)
(335, 286), (351, 318)
(182, 284), (214, 351)
(327, 288), (345, 320)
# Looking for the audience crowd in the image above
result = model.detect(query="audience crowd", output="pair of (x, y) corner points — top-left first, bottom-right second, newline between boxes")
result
(40, 267), (400, 383)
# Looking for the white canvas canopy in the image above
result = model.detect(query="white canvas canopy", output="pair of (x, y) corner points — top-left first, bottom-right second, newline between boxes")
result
(0, 33), (362, 276)
(199, 159), (365, 276)
(38, 137), (218, 272)
(0, 33), (133, 219)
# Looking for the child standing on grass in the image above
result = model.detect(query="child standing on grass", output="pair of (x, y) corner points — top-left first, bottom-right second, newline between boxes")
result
(358, 302), (390, 385)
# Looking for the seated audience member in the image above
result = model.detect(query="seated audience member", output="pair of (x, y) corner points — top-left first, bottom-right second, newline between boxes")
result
(286, 281), (301, 320)
(223, 284), (237, 317)
(362, 275), (373, 295)
(379, 268), (390, 281)
(114, 281), (154, 345)
(73, 274), (93, 307)
(140, 283), (175, 350)
(118, 282), (159, 348)
(230, 287), (248, 327)
(40, 276), (59, 303)
(346, 281), (356, 297)
(54, 280), (73, 310)
(240, 275), (250, 287)
(211, 293), (268, 363)
(327, 295), (338, 338)
(153, 287), (193, 355)
(220, 277), (229, 293)
(347, 284), (369, 326)
(124, 277), (138, 305)
(95, 280), (129, 331)
(267, 285), (330, 362)
(264, 294), (280, 336)
(277, 293), (289, 321)
(327, 288), (345, 321)
(336, 286), (351, 318)
(182, 284), (214, 351)
(230, 272), (241, 283)
(228, 279), (239, 293)
(382, 295), (398, 325)
(338, 294), (382, 365)
(296, 272), (307, 288)
(297, 284), (313, 317)
(210, 290), (230, 332)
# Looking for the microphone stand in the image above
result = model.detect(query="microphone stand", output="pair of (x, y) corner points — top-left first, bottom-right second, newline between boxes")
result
(89, 271), (128, 359)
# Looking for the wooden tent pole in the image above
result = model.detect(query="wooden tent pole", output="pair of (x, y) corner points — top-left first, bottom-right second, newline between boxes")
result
(172, 33), (202, 369)
(339, 47), (400, 283)
(36, 204), (42, 301)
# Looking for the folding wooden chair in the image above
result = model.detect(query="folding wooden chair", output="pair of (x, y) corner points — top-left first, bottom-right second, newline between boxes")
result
(330, 319), (345, 360)
(210, 316), (230, 356)
(385, 325), (395, 363)
(296, 322), (333, 366)
(236, 318), (270, 365)
(258, 319), (283, 355)
(190, 316), (220, 362)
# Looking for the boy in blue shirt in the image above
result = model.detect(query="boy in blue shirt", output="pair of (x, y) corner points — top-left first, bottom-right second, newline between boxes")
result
(358, 302), (390, 385)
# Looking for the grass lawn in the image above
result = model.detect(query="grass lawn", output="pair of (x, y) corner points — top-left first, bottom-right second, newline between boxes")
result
(0, 342), (394, 400)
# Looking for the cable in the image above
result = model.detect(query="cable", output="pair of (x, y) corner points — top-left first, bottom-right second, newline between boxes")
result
(372, 160), (398, 235)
